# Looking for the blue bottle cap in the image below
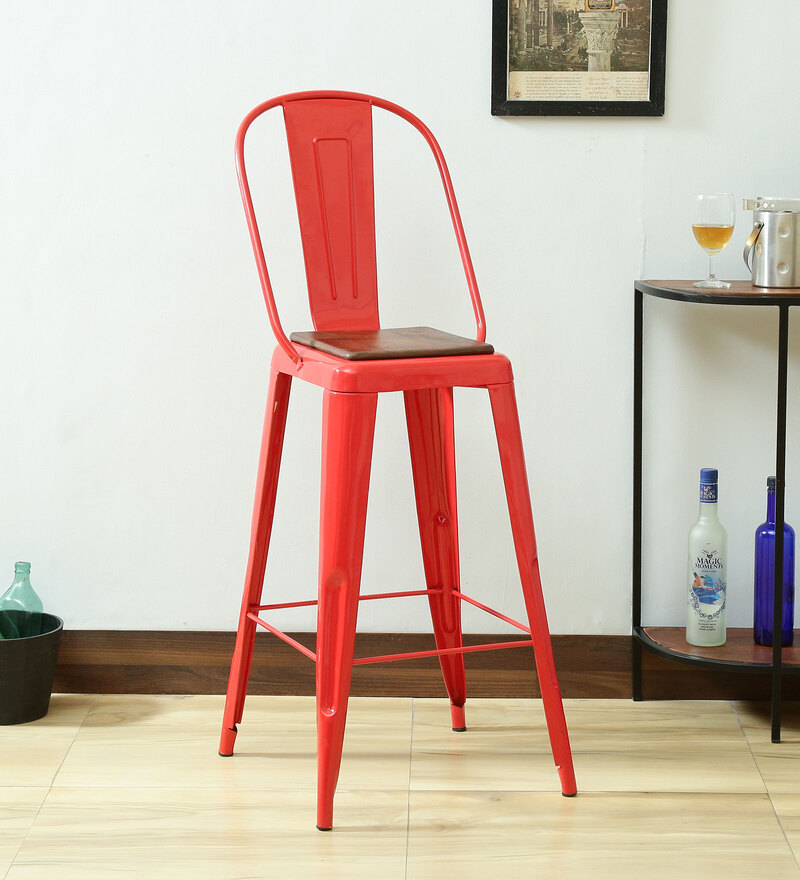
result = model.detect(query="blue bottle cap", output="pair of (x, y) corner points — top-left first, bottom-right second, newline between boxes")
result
(699, 468), (718, 502)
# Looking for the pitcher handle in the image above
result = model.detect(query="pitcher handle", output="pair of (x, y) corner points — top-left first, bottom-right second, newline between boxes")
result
(744, 221), (763, 272)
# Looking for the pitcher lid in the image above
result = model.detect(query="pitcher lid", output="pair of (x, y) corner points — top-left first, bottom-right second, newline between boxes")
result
(743, 197), (800, 212)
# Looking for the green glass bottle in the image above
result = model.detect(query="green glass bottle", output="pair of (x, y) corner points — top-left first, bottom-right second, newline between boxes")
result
(0, 562), (43, 639)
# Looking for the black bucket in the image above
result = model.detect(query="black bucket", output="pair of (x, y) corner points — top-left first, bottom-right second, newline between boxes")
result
(0, 613), (63, 725)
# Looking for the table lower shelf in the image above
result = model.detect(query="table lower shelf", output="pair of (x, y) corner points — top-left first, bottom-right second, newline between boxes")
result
(637, 626), (800, 672)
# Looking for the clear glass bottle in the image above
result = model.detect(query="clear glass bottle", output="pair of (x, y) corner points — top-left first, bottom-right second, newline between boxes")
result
(686, 468), (728, 647)
(754, 477), (795, 646)
(0, 562), (43, 639)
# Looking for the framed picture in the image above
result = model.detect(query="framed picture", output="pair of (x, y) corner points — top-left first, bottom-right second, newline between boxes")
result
(491, 0), (667, 117)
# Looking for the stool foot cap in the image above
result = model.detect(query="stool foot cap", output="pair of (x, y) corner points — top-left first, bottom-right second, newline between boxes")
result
(557, 764), (577, 796)
(316, 825), (332, 832)
(219, 725), (238, 757)
(450, 704), (466, 731)
(452, 727), (467, 732)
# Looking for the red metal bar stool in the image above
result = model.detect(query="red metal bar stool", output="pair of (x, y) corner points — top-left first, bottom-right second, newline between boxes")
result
(218, 90), (577, 830)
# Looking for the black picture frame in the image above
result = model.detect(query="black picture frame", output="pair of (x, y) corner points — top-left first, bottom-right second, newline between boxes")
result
(491, 0), (667, 117)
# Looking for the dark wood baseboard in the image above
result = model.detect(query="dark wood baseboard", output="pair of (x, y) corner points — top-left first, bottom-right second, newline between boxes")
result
(51, 630), (800, 700)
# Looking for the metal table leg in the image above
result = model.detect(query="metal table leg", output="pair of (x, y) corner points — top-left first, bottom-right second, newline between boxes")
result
(772, 304), (790, 743)
(633, 287), (643, 700)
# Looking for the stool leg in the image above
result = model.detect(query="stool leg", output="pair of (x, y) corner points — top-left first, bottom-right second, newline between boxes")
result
(488, 381), (577, 797)
(316, 390), (377, 831)
(219, 369), (292, 757)
(404, 387), (466, 731)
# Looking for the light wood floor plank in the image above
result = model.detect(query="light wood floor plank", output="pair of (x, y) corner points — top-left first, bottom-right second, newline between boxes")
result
(410, 699), (765, 793)
(0, 789), (50, 879)
(54, 695), (413, 791)
(734, 701), (800, 797)
(406, 791), (799, 879)
(769, 795), (800, 863)
(12, 787), (408, 879)
(0, 696), (94, 788)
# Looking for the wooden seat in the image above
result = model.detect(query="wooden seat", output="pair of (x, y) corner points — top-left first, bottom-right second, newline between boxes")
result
(289, 326), (495, 361)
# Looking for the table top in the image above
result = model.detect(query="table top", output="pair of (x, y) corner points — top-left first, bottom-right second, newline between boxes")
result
(636, 279), (800, 306)
(642, 627), (800, 669)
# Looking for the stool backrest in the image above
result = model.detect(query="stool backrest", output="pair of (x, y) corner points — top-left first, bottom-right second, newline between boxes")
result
(236, 91), (486, 365)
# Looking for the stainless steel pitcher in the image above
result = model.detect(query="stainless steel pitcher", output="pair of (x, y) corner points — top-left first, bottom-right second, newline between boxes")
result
(743, 197), (800, 288)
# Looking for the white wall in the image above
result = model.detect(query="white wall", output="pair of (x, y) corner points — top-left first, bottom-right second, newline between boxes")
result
(1, 1), (798, 634)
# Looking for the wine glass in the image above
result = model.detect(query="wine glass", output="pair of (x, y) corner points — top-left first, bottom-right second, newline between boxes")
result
(692, 193), (735, 289)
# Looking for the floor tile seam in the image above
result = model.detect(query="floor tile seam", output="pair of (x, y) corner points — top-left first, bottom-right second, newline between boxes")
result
(731, 700), (779, 796)
(0, 843), (18, 880)
(404, 700), (414, 880)
(12, 842), (412, 853)
(32, 696), (97, 776)
(731, 700), (761, 750)
(732, 702), (800, 872)
(407, 788), (778, 797)
(6, 698), (98, 879)
(37, 785), (775, 796)
(0, 851), (19, 880)
(769, 808), (800, 874)
(728, 702), (800, 753)
(45, 784), (413, 793)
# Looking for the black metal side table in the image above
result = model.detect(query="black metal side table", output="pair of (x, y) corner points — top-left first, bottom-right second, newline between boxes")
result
(633, 279), (800, 743)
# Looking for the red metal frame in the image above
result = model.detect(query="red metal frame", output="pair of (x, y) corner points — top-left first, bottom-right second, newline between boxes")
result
(220, 91), (576, 831)
(246, 587), (537, 666)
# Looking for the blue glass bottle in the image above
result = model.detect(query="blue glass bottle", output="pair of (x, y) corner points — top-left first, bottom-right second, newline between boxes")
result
(754, 477), (795, 647)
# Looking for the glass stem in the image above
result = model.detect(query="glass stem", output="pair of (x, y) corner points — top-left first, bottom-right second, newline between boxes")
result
(708, 253), (717, 283)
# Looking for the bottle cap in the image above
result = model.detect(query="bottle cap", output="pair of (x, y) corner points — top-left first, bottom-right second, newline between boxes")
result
(767, 476), (777, 490)
(699, 468), (718, 503)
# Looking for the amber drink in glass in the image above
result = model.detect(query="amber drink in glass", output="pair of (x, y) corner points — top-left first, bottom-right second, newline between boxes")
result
(693, 193), (735, 289)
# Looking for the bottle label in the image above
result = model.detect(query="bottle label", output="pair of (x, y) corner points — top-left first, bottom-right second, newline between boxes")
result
(689, 545), (726, 628)
(699, 482), (718, 503)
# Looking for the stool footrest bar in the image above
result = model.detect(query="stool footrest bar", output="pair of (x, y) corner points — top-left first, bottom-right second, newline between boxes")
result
(247, 613), (317, 661)
(452, 591), (532, 634)
(255, 588), (442, 613)
(351, 639), (535, 666)
(247, 591), (534, 666)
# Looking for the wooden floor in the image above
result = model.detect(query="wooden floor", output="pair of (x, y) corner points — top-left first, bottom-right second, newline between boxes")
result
(3, 695), (800, 879)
